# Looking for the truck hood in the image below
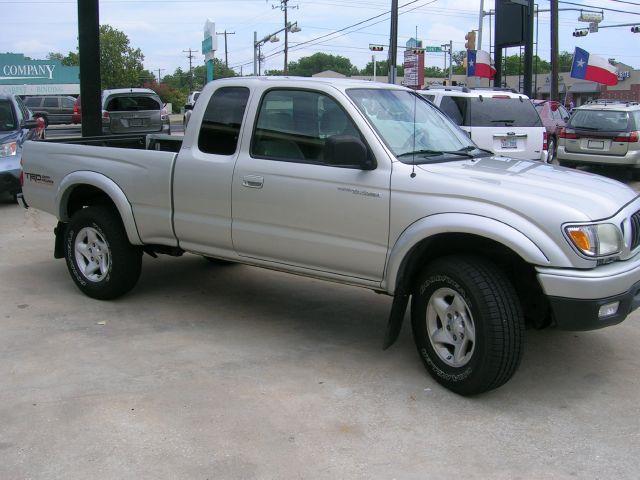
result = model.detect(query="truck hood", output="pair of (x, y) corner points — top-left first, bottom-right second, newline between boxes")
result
(417, 156), (637, 221)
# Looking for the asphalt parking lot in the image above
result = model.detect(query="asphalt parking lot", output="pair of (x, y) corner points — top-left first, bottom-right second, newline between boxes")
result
(2, 170), (640, 479)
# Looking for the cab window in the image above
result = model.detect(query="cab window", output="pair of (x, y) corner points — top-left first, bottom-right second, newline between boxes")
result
(251, 89), (365, 167)
(198, 87), (250, 155)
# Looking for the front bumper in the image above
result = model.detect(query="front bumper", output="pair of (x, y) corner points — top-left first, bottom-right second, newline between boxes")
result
(557, 146), (640, 166)
(537, 255), (640, 330)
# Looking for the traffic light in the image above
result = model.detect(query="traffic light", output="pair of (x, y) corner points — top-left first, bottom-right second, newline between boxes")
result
(573, 29), (589, 37)
(369, 44), (384, 51)
(411, 49), (424, 55)
(464, 31), (476, 50)
(632, 26), (640, 33)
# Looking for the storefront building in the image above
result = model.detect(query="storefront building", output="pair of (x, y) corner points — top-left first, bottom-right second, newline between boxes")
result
(0, 53), (80, 96)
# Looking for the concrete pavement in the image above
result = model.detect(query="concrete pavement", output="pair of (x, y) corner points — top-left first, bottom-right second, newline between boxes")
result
(1, 198), (640, 478)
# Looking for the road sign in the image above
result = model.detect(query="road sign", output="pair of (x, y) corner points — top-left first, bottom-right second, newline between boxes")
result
(202, 36), (213, 54)
(424, 46), (442, 53)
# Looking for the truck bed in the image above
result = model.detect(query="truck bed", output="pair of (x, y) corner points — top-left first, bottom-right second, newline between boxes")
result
(22, 135), (181, 246)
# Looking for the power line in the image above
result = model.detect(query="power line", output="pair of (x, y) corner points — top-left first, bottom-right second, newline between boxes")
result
(547, 0), (640, 16)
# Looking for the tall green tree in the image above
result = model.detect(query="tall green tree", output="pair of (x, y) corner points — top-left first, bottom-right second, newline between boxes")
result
(283, 53), (357, 77)
(99, 25), (146, 89)
(46, 51), (79, 66)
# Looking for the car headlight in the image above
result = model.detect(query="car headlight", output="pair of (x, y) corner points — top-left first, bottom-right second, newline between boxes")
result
(565, 223), (622, 257)
(0, 141), (17, 157)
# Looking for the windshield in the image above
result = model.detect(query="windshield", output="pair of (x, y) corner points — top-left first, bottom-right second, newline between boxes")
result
(0, 100), (17, 131)
(347, 88), (477, 161)
(570, 109), (630, 132)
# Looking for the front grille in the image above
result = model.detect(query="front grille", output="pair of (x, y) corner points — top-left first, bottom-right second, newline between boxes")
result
(631, 210), (640, 250)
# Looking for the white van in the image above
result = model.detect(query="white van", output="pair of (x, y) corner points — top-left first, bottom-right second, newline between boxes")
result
(419, 87), (548, 162)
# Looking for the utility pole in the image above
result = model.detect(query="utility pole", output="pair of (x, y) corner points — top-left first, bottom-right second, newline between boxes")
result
(550, 0), (559, 101)
(523, 0), (534, 98)
(183, 48), (198, 90)
(477, 0), (485, 50)
(254, 31), (258, 75)
(449, 40), (453, 83)
(156, 68), (164, 84)
(274, 0), (298, 74)
(388, 0), (398, 84)
(216, 30), (235, 67)
(77, 0), (101, 137)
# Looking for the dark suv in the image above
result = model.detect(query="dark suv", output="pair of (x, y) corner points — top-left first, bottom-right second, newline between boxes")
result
(24, 95), (77, 126)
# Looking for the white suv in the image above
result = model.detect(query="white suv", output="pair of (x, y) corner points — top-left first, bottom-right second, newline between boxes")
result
(419, 87), (548, 162)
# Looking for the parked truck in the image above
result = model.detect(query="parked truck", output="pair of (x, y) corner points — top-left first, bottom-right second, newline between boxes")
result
(19, 77), (640, 395)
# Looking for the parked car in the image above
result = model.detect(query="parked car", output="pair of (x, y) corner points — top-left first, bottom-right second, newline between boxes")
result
(72, 95), (81, 124)
(20, 77), (640, 395)
(557, 100), (640, 174)
(533, 100), (570, 163)
(102, 88), (170, 135)
(419, 86), (548, 161)
(24, 95), (76, 126)
(0, 94), (44, 201)
(183, 90), (201, 127)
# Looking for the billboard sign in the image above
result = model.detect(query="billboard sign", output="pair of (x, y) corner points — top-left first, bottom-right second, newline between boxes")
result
(403, 49), (424, 89)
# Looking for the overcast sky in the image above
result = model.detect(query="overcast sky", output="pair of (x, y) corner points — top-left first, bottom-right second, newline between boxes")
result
(3, 0), (639, 76)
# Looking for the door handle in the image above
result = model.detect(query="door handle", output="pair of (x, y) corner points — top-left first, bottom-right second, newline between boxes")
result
(242, 175), (264, 189)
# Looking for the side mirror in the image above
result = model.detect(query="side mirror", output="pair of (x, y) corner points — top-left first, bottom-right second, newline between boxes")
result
(184, 104), (193, 111)
(324, 135), (375, 170)
(22, 119), (39, 129)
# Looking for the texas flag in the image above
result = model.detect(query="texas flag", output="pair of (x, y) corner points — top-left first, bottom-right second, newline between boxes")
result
(467, 50), (496, 79)
(570, 47), (618, 86)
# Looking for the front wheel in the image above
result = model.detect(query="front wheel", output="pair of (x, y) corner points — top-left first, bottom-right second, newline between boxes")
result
(411, 255), (524, 395)
(64, 206), (142, 300)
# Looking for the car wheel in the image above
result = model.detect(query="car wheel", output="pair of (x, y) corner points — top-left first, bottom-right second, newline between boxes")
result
(64, 206), (142, 300)
(411, 255), (524, 396)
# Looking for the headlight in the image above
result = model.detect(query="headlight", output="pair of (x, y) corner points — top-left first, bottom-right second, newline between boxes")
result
(0, 141), (17, 157)
(565, 223), (622, 257)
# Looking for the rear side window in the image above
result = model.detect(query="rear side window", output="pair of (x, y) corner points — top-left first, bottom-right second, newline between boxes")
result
(24, 97), (41, 107)
(106, 95), (161, 112)
(43, 97), (58, 108)
(467, 97), (542, 127)
(570, 110), (630, 132)
(439, 96), (465, 126)
(61, 97), (75, 108)
(198, 87), (250, 155)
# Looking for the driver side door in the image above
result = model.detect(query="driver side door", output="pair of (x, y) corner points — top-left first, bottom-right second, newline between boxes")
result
(232, 87), (391, 282)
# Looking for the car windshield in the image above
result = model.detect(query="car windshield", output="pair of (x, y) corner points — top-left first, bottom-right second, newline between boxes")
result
(0, 100), (17, 131)
(570, 109), (630, 132)
(347, 88), (479, 162)
(106, 95), (161, 112)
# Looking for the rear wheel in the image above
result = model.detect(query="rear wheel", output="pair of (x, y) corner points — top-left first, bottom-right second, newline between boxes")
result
(411, 255), (524, 395)
(547, 136), (557, 164)
(64, 206), (142, 299)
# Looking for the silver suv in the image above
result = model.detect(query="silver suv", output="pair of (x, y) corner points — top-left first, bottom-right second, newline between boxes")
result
(102, 88), (170, 135)
(557, 100), (640, 173)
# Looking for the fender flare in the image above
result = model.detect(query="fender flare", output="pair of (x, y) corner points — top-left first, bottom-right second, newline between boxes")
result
(383, 213), (572, 295)
(56, 171), (143, 245)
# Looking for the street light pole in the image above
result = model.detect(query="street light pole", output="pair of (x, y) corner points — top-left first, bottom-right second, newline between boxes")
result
(388, 0), (398, 84)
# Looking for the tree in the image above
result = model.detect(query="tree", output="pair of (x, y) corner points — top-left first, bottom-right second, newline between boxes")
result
(424, 66), (446, 78)
(501, 54), (551, 75)
(285, 53), (356, 77)
(46, 51), (79, 66)
(99, 25), (146, 89)
(359, 59), (404, 77)
(451, 51), (467, 75)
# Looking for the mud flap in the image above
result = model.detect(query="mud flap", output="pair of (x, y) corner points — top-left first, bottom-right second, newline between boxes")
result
(54, 222), (67, 259)
(382, 293), (410, 350)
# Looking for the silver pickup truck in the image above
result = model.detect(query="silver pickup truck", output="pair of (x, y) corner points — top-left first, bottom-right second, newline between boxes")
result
(20, 77), (640, 395)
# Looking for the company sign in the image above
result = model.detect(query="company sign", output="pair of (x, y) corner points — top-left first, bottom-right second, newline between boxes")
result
(0, 53), (79, 85)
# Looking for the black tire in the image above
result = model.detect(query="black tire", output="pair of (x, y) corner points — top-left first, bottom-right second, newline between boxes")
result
(411, 255), (524, 396)
(64, 206), (142, 300)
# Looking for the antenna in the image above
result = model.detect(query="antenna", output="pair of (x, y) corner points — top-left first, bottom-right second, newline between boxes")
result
(410, 92), (417, 178)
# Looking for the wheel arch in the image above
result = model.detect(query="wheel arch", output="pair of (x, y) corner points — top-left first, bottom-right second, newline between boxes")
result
(57, 171), (142, 245)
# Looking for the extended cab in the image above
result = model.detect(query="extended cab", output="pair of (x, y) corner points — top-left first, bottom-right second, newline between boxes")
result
(20, 77), (640, 395)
